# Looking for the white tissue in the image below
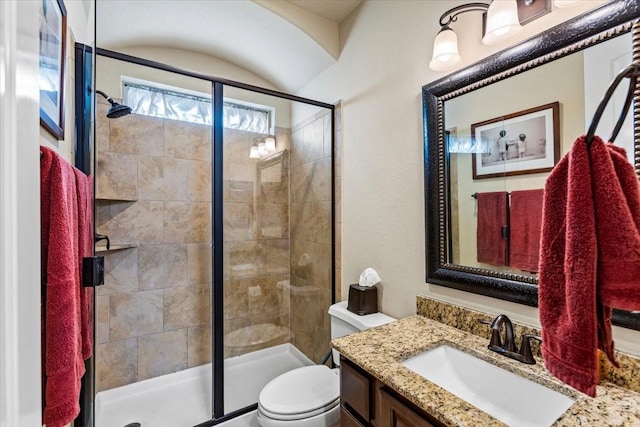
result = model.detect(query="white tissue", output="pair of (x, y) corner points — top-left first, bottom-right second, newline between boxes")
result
(358, 268), (381, 287)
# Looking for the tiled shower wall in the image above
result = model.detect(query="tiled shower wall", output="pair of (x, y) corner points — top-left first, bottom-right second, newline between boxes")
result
(94, 101), (214, 392)
(222, 128), (292, 358)
(94, 99), (292, 390)
(289, 109), (334, 363)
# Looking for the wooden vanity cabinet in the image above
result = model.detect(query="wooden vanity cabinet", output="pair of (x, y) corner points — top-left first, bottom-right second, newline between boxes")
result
(340, 356), (445, 427)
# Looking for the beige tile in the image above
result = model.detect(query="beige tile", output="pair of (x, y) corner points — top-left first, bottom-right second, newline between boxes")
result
(96, 152), (137, 200)
(108, 201), (164, 244)
(224, 279), (249, 320)
(96, 295), (109, 344)
(225, 162), (257, 183)
(248, 276), (284, 316)
(257, 204), (289, 240)
(163, 285), (210, 330)
(291, 118), (324, 167)
(164, 119), (211, 161)
(110, 114), (164, 156)
(257, 169), (288, 204)
(334, 128), (342, 177)
(323, 111), (332, 158)
(290, 201), (331, 245)
(98, 248), (138, 295)
(96, 103), (109, 152)
(223, 129), (250, 164)
(224, 180), (253, 203)
(291, 158), (331, 203)
(291, 240), (331, 287)
(223, 203), (254, 242)
(188, 325), (212, 367)
(274, 128), (291, 152)
(137, 329), (187, 381)
(335, 174), (341, 223)
(96, 338), (137, 392)
(188, 243), (212, 285)
(164, 202), (211, 243)
(335, 222), (342, 271)
(138, 156), (187, 201)
(138, 244), (188, 290)
(188, 160), (211, 202)
(109, 290), (163, 340)
(96, 201), (110, 235)
(262, 239), (290, 276)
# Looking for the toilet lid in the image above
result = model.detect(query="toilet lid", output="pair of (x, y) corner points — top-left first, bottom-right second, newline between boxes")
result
(258, 366), (339, 419)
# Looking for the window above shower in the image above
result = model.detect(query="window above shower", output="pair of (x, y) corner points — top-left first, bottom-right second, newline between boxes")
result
(122, 77), (275, 134)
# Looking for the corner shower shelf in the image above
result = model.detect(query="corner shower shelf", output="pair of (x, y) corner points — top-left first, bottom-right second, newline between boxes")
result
(96, 196), (138, 202)
(96, 244), (138, 254)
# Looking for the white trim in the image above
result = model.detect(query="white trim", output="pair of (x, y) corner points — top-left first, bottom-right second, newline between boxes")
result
(0, 1), (43, 426)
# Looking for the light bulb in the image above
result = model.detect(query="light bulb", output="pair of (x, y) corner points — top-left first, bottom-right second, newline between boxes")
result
(429, 26), (461, 72)
(265, 137), (276, 154)
(482, 0), (523, 45)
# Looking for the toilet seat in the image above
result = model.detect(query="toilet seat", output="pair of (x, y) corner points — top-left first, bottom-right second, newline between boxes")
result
(258, 365), (339, 421)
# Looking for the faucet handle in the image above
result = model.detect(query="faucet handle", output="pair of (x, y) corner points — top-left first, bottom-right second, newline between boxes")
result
(478, 318), (503, 350)
(518, 334), (542, 364)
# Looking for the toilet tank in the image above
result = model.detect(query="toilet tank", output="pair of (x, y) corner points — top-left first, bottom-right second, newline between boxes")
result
(328, 301), (395, 366)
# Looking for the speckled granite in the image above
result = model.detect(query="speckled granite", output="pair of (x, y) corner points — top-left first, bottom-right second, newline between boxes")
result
(332, 315), (640, 426)
(417, 295), (640, 394)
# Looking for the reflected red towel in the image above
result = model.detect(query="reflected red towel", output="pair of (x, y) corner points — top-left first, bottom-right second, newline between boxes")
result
(509, 189), (544, 272)
(74, 169), (94, 359)
(40, 147), (87, 427)
(539, 135), (640, 397)
(476, 192), (509, 266)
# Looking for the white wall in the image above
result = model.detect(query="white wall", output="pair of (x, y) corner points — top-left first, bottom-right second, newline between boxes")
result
(296, 0), (640, 355)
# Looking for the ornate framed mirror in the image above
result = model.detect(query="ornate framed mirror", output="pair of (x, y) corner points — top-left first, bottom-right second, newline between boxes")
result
(423, 0), (640, 330)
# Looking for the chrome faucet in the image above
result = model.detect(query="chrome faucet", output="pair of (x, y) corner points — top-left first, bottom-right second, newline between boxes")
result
(479, 315), (541, 365)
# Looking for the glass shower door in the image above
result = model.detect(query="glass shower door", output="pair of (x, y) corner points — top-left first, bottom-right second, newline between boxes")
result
(213, 83), (335, 419)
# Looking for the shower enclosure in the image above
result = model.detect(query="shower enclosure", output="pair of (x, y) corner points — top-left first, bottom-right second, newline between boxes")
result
(91, 50), (336, 426)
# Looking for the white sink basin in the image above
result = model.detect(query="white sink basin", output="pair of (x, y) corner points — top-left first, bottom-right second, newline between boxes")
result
(401, 345), (574, 427)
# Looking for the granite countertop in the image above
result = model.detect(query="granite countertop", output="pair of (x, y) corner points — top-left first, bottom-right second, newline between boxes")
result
(331, 315), (640, 427)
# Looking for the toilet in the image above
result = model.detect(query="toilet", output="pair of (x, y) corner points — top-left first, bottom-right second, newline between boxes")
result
(257, 301), (396, 427)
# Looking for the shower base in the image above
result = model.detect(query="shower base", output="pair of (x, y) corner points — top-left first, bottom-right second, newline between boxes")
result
(95, 343), (313, 427)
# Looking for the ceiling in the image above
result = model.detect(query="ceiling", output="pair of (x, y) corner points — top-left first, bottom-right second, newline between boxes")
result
(96, 0), (362, 93)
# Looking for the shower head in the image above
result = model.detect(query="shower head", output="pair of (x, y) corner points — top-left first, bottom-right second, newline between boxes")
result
(96, 89), (132, 119)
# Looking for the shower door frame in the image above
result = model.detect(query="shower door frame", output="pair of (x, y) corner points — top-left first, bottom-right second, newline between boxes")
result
(94, 48), (336, 426)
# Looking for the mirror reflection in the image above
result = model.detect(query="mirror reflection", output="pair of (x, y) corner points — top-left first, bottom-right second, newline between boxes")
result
(444, 32), (633, 278)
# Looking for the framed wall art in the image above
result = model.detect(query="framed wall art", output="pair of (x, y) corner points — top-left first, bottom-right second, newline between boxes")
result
(471, 102), (560, 179)
(39, 0), (67, 140)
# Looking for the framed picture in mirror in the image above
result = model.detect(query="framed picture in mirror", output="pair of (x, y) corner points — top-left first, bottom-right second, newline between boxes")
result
(471, 102), (560, 179)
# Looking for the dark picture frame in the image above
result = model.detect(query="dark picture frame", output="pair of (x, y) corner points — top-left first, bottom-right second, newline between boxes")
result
(471, 102), (560, 179)
(39, 0), (67, 140)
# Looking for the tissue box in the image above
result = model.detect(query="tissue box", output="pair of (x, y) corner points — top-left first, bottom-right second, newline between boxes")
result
(347, 284), (378, 315)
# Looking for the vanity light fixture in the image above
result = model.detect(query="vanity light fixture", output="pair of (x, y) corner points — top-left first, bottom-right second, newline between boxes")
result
(429, 1), (523, 72)
(249, 136), (277, 159)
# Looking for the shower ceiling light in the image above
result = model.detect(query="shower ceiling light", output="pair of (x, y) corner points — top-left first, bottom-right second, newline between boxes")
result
(429, 1), (526, 72)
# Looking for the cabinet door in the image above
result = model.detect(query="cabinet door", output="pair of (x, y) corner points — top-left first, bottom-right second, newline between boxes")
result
(341, 406), (366, 427)
(379, 387), (438, 427)
(340, 358), (371, 422)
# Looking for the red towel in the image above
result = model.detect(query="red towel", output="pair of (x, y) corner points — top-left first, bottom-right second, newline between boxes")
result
(40, 147), (91, 426)
(476, 192), (509, 266)
(539, 135), (640, 397)
(74, 169), (94, 359)
(509, 189), (544, 272)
